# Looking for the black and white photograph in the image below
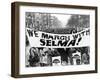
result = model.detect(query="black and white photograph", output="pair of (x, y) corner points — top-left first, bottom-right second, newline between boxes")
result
(11, 2), (97, 77)
(25, 12), (90, 67)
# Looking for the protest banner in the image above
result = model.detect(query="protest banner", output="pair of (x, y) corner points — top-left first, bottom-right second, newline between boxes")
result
(26, 28), (90, 48)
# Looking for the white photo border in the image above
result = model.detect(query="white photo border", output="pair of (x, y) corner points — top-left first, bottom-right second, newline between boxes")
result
(19, 5), (96, 75)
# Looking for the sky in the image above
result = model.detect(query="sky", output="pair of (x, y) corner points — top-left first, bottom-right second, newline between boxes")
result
(51, 14), (71, 28)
